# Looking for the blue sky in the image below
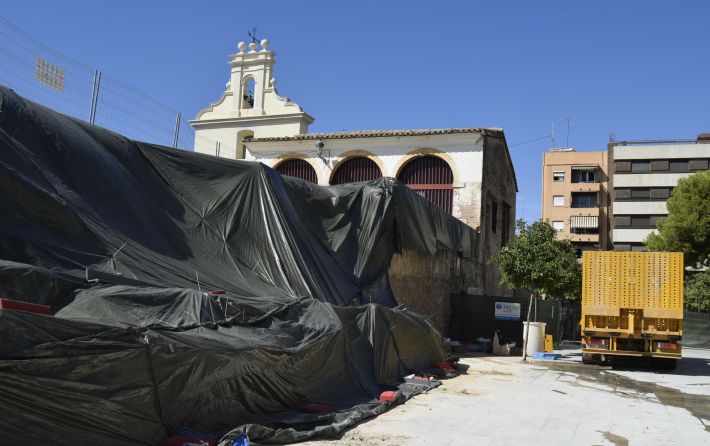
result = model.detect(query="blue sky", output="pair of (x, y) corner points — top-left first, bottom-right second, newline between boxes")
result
(3, 1), (710, 220)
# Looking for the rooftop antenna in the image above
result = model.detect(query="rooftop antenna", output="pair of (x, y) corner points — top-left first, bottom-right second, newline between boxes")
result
(248, 27), (258, 43)
(565, 117), (572, 148)
(551, 122), (555, 149)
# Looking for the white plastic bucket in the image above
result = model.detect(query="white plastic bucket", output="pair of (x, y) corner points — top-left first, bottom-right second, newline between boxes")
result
(522, 322), (546, 356)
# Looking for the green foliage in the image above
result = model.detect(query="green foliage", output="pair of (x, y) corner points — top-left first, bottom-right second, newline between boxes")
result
(645, 170), (710, 266)
(685, 269), (710, 312)
(491, 219), (581, 300)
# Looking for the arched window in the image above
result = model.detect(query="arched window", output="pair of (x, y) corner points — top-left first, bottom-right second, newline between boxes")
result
(241, 77), (255, 109)
(397, 155), (454, 213)
(274, 159), (317, 183)
(331, 157), (382, 185)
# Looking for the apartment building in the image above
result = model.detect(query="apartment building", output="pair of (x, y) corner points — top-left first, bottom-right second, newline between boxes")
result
(542, 148), (611, 255)
(609, 135), (710, 251)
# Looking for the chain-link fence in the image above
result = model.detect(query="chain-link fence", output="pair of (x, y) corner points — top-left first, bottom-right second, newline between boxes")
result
(0, 15), (236, 156)
(684, 310), (710, 348)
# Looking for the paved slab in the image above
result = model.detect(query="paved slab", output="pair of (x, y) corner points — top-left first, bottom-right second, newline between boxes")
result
(300, 348), (710, 445)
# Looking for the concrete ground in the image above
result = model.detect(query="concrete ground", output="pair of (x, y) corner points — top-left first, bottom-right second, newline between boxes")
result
(300, 347), (710, 446)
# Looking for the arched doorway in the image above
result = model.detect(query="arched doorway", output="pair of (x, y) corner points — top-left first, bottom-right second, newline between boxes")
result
(274, 158), (317, 183)
(331, 157), (382, 185)
(236, 130), (253, 159)
(397, 156), (454, 213)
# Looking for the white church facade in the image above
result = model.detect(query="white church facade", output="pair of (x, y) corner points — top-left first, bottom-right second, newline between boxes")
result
(191, 39), (518, 297)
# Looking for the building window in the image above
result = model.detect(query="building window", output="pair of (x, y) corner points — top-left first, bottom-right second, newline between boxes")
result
(491, 200), (498, 233)
(571, 192), (598, 208)
(616, 242), (649, 252)
(669, 159), (689, 172)
(615, 161), (631, 172)
(552, 221), (564, 231)
(615, 215), (664, 228)
(689, 159), (710, 170)
(631, 161), (650, 172)
(615, 187), (673, 201)
(553, 171), (565, 182)
(631, 188), (650, 199)
(571, 169), (596, 183)
(553, 195), (564, 207)
(501, 203), (511, 245)
(571, 227), (599, 235)
(575, 243), (599, 258)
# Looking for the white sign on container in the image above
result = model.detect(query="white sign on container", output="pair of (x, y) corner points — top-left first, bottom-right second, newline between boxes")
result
(494, 302), (521, 320)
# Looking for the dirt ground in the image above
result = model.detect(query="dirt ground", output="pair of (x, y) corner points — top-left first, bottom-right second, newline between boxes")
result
(300, 347), (710, 446)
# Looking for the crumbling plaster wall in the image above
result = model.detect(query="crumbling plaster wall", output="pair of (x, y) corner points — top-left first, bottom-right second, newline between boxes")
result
(388, 249), (484, 335)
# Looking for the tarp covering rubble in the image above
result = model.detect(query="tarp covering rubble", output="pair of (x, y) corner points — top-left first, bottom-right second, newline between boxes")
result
(0, 86), (478, 445)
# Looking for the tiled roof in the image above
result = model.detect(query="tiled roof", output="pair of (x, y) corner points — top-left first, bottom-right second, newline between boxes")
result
(247, 128), (503, 142)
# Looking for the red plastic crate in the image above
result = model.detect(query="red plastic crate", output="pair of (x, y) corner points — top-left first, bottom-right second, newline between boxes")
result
(0, 298), (52, 315)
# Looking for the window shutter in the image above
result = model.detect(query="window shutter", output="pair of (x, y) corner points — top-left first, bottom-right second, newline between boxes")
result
(650, 160), (669, 171)
(689, 159), (709, 171)
(614, 216), (631, 227)
(614, 188), (631, 200)
(615, 161), (631, 172)
(650, 188), (669, 199)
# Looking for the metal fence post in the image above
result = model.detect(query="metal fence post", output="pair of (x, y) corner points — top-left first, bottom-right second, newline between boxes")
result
(89, 70), (101, 124)
(172, 112), (181, 148)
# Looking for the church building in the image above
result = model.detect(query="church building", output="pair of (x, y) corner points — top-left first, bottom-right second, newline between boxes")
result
(191, 39), (518, 297)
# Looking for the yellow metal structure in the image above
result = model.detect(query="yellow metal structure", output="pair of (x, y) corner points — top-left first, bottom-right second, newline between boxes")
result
(580, 251), (684, 365)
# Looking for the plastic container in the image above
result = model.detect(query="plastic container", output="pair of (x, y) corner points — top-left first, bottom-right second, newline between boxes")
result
(522, 322), (546, 356)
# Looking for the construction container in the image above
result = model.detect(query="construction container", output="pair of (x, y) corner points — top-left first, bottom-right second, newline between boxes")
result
(581, 251), (683, 368)
(544, 334), (554, 353)
(523, 321), (546, 355)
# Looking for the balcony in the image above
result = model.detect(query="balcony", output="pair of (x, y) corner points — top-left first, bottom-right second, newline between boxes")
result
(570, 182), (601, 193)
(570, 232), (600, 243)
(569, 215), (599, 243)
(571, 192), (599, 209)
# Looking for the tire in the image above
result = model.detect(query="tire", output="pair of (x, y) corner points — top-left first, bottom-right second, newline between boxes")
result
(582, 353), (594, 365)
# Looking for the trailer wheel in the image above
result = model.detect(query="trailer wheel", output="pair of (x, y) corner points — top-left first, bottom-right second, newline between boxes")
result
(582, 353), (594, 365)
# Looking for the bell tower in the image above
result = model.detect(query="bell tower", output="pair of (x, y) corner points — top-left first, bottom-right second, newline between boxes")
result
(190, 38), (314, 159)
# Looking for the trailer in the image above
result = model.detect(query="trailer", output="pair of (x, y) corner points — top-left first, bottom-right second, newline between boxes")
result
(581, 251), (684, 369)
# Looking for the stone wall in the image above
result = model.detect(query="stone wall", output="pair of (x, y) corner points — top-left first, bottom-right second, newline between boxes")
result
(479, 134), (518, 296)
(388, 249), (484, 335)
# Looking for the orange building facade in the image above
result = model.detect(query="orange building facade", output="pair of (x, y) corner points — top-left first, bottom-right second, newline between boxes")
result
(542, 148), (611, 255)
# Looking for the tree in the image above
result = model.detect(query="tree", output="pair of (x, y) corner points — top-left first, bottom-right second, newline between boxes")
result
(685, 269), (710, 312)
(491, 219), (581, 361)
(645, 170), (710, 266)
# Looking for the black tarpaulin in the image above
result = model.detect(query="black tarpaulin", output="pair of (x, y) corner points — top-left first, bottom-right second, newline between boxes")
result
(0, 85), (477, 445)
